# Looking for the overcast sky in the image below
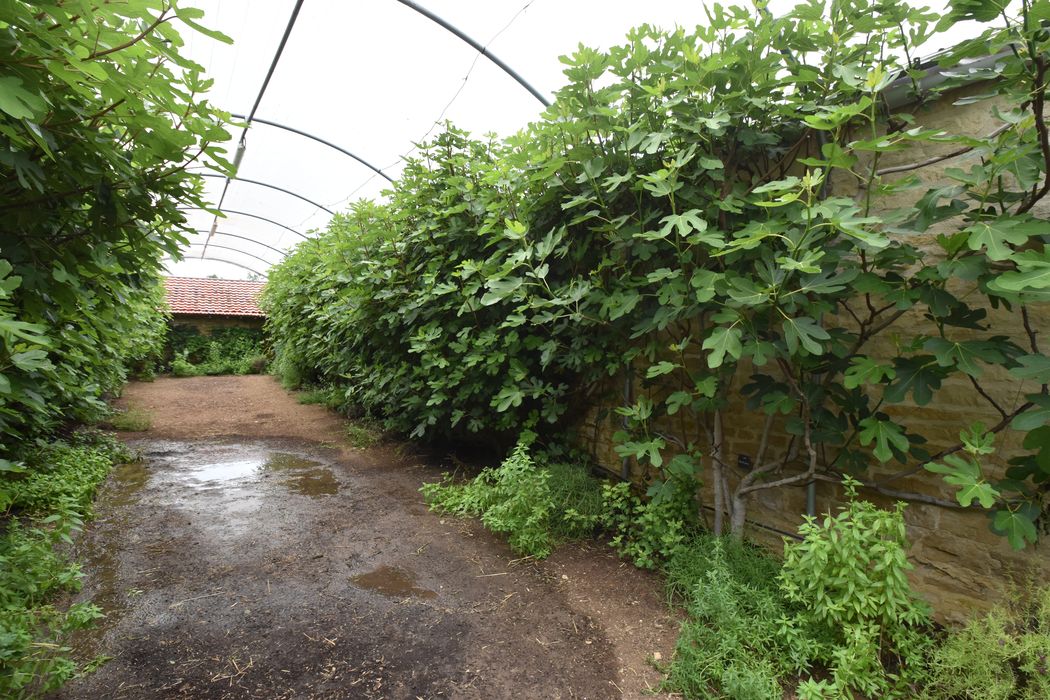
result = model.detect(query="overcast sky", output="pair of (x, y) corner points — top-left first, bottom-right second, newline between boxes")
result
(164, 0), (991, 280)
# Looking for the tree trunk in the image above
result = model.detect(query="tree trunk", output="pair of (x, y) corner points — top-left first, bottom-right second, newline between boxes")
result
(711, 410), (725, 536)
(729, 493), (747, 539)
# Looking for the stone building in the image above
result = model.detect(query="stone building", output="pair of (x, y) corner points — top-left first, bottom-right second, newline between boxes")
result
(163, 276), (266, 334)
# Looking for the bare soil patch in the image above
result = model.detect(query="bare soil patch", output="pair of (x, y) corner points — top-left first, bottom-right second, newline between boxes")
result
(54, 375), (676, 699)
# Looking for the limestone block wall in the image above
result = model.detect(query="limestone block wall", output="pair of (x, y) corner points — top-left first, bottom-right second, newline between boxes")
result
(172, 314), (265, 335)
(576, 83), (1050, 623)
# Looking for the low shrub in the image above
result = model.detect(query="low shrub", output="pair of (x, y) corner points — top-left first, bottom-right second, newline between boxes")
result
(597, 480), (696, 570)
(422, 437), (605, 558)
(0, 431), (131, 696)
(106, 408), (151, 433)
(922, 586), (1050, 700)
(663, 483), (933, 699)
(167, 326), (266, 377)
(779, 479), (932, 697)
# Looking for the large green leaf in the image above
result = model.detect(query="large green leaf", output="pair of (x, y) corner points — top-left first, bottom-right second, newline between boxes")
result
(924, 338), (1005, 377)
(990, 506), (1039, 550)
(964, 218), (1041, 261)
(925, 454), (998, 508)
(858, 417), (909, 462)
(884, 357), (945, 406)
(702, 326), (743, 368)
(782, 316), (829, 355)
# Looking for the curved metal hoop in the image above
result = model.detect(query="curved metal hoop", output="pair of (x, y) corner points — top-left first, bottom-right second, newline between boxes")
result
(164, 255), (266, 278)
(182, 242), (275, 268)
(178, 207), (308, 240)
(231, 113), (393, 182)
(198, 231), (288, 258)
(395, 0), (550, 107)
(199, 173), (335, 214)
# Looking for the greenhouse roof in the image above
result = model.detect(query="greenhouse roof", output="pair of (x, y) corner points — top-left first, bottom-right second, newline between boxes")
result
(165, 0), (990, 280)
(164, 277), (266, 318)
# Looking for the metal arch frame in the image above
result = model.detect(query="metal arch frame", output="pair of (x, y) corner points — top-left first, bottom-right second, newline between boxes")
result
(181, 242), (275, 268)
(163, 255), (266, 278)
(395, 0), (550, 108)
(178, 207), (308, 240)
(231, 113), (393, 182)
(191, 230), (288, 258)
(199, 173), (336, 214)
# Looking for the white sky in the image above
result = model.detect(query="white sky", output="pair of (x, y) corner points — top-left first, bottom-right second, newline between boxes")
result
(164, 0), (989, 279)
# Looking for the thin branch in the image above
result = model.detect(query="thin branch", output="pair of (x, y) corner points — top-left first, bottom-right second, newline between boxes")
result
(811, 473), (969, 509)
(875, 123), (1013, 176)
(87, 7), (172, 60)
(1018, 55), (1050, 213)
(878, 399), (1034, 484)
(968, 374), (1008, 419)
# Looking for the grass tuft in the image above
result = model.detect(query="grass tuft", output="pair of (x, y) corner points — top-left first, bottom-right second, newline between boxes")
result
(107, 407), (151, 432)
(345, 421), (381, 448)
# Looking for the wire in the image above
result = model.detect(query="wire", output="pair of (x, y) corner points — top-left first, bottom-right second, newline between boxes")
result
(207, 0), (307, 259)
(414, 0), (537, 148)
(331, 0), (539, 214)
(395, 0), (549, 107)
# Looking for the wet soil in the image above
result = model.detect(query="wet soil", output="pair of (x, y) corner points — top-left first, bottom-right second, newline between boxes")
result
(55, 375), (677, 699)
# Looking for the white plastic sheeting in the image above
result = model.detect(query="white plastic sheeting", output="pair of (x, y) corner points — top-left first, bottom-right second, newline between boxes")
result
(165, 0), (987, 278)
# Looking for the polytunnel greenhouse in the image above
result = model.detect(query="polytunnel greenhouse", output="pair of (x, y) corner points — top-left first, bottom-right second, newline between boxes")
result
(3, 0), (1050, 697)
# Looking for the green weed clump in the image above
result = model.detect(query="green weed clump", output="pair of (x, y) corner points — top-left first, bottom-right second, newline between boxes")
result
(0, 431), (132, 697)
(297, 386), (341, 408)
(663, 484), (933, 700)
(922, 587), (1050, 700)
(345, 421), (382, 448)
(598, 480), (696, 569)
(168, 326), (266, 377)
(421, 438), (605, 558)
(663, 536), (797, 700)
(106, 407), (152, 432)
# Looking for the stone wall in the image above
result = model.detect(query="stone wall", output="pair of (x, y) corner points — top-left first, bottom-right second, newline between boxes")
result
(576, 83), (1050, 624)
(172, 314), (265, 336)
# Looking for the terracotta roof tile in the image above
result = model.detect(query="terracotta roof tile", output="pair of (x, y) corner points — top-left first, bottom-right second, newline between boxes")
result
(163, 276), (266, 318)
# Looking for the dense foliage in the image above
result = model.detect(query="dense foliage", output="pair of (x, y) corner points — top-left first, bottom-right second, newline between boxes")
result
(265, 0), (1050, 548)
(429, 453), (939, 698)
(662, 498), (933, 700)
(0, 1), (230, 460)
(0, 432), (133, 698)
(421, 437), (606, 557)
(168, 326), (267, 376)
(1, 3), (229, 696)
(922, 586), (1050, 700)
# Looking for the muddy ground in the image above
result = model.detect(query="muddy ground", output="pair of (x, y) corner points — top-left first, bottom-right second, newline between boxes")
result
(54, 375), (678, 699)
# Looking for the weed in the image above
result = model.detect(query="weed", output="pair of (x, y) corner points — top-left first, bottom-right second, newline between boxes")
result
(663, 536), (795, 699)
(297, 386), (342, 410)
(921, 586), (1050, 700)
(422, 437), (605, 558)
(106, 407), (151, 432)
(598, 480), (695, 570)
(345, 421), (381, 448)
(0, 431), (129, 696)
(779, 479), (931, 697)
(663, 483), (934, 699)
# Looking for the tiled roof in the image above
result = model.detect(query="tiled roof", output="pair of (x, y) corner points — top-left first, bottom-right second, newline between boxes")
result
(163, 276), (266, 318)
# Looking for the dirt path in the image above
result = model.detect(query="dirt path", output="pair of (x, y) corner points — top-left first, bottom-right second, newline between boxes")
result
(55, 375), (677, 699)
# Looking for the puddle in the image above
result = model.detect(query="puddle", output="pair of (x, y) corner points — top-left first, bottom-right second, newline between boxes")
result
(106, 461), (150, 508)
(176, 451), (340, 498)
(280, 467), (339, 496)
(264, 452), (321, 472)
(189, 458), (261, 483)
(351, 565), (436, 599)
(68, 518), (130, 659)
